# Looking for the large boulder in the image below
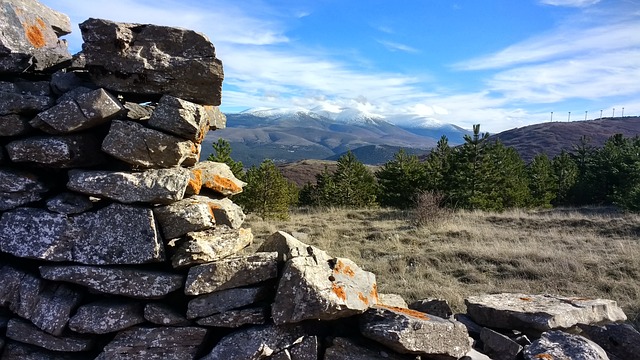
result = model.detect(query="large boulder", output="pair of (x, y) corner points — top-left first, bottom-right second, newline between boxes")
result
(523, 330), (609, 360)
(79, 18), (224, 105)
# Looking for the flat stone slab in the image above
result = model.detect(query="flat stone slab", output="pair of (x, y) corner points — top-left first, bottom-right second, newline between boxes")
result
(185, 252), (278, 295)
(359, 305), (470, 358)
(187, 285), (272, 319)
(1, 341), (86, 360)
(465, 293), (627, 332)
(0, 168), (48, 210)
(144, 303), (192, 326)
(153, 196), (217, 240)
(257, 231), (330, 263)
(523, 330), (609, 360)
(102, 120), (199, 168)
(186, 161), (246, 196)
(172, 226), (253, 268)
(67, 167), (190, 204)
(68, 300), (145, 334)
(148, 95), (211, 142)
(6, 318), (95, 352)
(40, 265), (184, 299)
(80, 18), (223, 105)
(95, 326), (208, 360)
(6, 134), (104, 168)
(196, 306), (269, 328)
(0, 80), (53, 115)
(272, 257), (378, 324)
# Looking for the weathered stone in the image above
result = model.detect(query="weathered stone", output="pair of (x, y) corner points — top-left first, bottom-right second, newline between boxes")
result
(6, 134), (104, 168)
(579, 323), (640, 360)
(201, 324), (310, 360)
(455, 314), (484, 338)
(185, 161), (246, 196)
(50, 71), (89, 95)
(0, 114), (31, 135)
(359, 305), (471, 358)
(1, 341), (85, 360)
(0, 204), (165, 265)
(378, 293), (408, 308)
(196, 306), (269, 328)
(31, 88), (123, 133)
(185, 252), (278, 295)
(96, 326), (208, 360)
(153, 196), (216, 239)
(465, 293), (627, 332)
(523, 330), (609, 360)
(123, 101), (154, 121)
(172, 226), (253, 268)
(200, 196), (245, 229)
(0, 0), (71, 73)
(0, 80), (54, 115)
(0, 168), (48, 210)
(45, 192), (93, 214)
(0, 265), (82, 336)
(67, 167), (190, 204)
(272, 257), (377, 324)
(204, 105), (226, 129)
(6, 318), (95, 352)
(144, 303), (192, 326)
(324, 337), (414, 360)
(187, 285), (272, 319)
(40, 265), (184, 299)
(257, 231), (330, 263)
(409, 298), (453, 319)
(80, 18), (224, 105)
(148, 95), (211, 142)
(68, 300), (145, 334)
(480, 327), (523, 360)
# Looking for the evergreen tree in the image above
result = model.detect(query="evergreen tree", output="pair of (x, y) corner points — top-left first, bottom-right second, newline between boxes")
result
(570, 136), (598, 205)
(486, 142), (530, 210)
(332, 151), (378, 207)
(552, 150), (578, 206)
(448, 124), (490, 209)
(239, 159), (298, 220)
(207, 138), (245, 178)
(594, 134), (640, 209)
(308, 166), (337, 207)
(424, 135), (452, 192)
(376, 149), (427, 208)
(527, 154), (556, 208)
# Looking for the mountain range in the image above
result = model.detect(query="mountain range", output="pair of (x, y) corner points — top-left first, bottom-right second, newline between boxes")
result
(203, 106), (469, 166)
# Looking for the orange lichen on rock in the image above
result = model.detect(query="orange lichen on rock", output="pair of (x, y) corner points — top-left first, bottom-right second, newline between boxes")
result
(333, 260), (355, 277)
(535, 354), (553, 360)
(358, 292), (369, 305)
(519, 297), (532, 301)
(206, 203), (221, 218)
(204, 175), (242, 194)
(379, 304), (430, 320)
(23, 19), (47, 48)
(187, 169), (203, 194)
(332, 283), (347, 301)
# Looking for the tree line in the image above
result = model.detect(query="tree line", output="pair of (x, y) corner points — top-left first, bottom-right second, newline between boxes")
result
(209, 125), (640, 219)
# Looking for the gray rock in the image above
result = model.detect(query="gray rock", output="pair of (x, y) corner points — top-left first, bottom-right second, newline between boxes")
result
(0, 114), (31, 135)
(40, 265), (184, 299)
(0, 168), (48, 210)
(257, 231), (330, 263)
(409, 298), (453, 319)
(148, 95), (211, 142)
(378, 293), (408, 308)
(6, 134), (104, 168)
(45, 192), (93, 214)
(465, 293), (628, 332)
(67, 167), (191, 204)
(184, 252), (279, 295)
(480, 327), (523, 360)
(0, 80), (54, 115)
(185, 161), (246, 196)
(196, 306), (269, 328)
(144, 303), (192, 326)
(1, 341), (85, 360)
(360, 305), (471, 358)
(579, 323), (640, 360)
(96, 326), (208, 360)
(80, 18), (224, 105)
(201, 324), (309, 360)
(153, 196), (217, 240)
(31, 88), (123, 133)
(197, 196), (245, 229)
(171, 226), (253, 268)
(324, 337), (414, 360)
(0, 265), (82, 336)
(68, 300), (145, 334)
(0, 204), (165, 265)
(0, 0), (71, 73)
(523, 330), (609, 360)
(6, 318), (95, 352)
(204, 105), (226, 129)
(187, 285), (272, 319)
(101, 119), (199, 168)
(272, 257), (377, 324)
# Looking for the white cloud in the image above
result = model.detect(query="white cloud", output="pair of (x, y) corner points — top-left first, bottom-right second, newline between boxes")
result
(377, 40), (420, 53)
(539, 0), (601, 7)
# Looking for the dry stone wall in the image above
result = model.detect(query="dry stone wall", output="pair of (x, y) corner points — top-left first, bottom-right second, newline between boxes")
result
(1, 1), (638, 359)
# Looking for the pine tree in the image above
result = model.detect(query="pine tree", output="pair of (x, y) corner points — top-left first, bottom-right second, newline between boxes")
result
(376, 149), (427, 208)
(552, 150), (578, 206)
(527, 154), (556, 208)
(332, 151), (378, 207)
(239, 159), (298, 220)
(207, 138), (245, 178)
(424, 135), (452, 192)
(448, 124), (490, 209)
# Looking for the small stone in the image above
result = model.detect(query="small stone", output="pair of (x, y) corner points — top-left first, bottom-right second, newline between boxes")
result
(101, 119), (199, 168)
(257, 231), (330, 263)
(523, 330), (609, 360)
(153, 196), (217, 240)
(172, 226), (253, 268)
(187, 285), (272, 319)
(480, 327), (523, 360)
(40, 265), (184, 299)
(45, 192), (93, 215)
(0, 114), (31, 136)
(186, 161), (246, 196)
(67, 167), (191, 204)
(184, 252), (278, 295)
(196, 306), (269, 328)
(144, 303), (192, 326)
(0, 80), (54, 115)
(6, 134), (105, 168)
(6, 318), (95, 352)
(378, 294), (408, 309)
(0, 168), (48, 210)
(409, 298), (453, 319)
(148, 95), (211, 143)
(69, 300), (145, 334)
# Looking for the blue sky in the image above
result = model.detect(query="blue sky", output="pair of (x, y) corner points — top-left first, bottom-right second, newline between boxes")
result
(42, 0), (640, 132)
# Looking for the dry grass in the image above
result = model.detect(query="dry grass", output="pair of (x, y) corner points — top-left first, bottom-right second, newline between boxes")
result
(242, 206), (640, 328)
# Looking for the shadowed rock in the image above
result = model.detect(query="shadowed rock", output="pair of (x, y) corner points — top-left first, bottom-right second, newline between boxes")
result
(144, 303), (192, 326)
(324, 337), (416, 360)
(0, 168), (48, 210)
(523, 330), (609, 360)
(79, 18), (223, 105)
(193, 196), (245, 229)
(409, 298), (453, 319)
(40, 265), (184, 299)
(6, 134), (104, 168)
(185, 161), (246, 196)
(95, 326), (208, 360)
(359, 305), (470, 358)
(69, 300), (145, 334)
(465, 293), (627, 332)
(579, 323), (640, 360)
(187, 285), (271, 319)
(45, 192), (93, 215)
(196, 306), (269, 328)
(148, 95), (211, 143)
(184, 252), (278, 295)
(6, 318), (95, 352)
(480, 327), (523, 360)
(272, 257), (377, 324)
(172, 226), (253, 268)
(0, 114), (31, 135)
(101, 120), (199, 168)
(67, 167), (190, 204)
(0, 80), (54, 115)
(1, 341), (85, 360)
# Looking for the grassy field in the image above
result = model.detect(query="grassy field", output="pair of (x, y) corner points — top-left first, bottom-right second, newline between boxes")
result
(242, 206), (640, 328)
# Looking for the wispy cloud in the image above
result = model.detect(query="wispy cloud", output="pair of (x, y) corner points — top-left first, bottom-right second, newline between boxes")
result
(377, 40), (420, 53)
(539, 0), (601, 7)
